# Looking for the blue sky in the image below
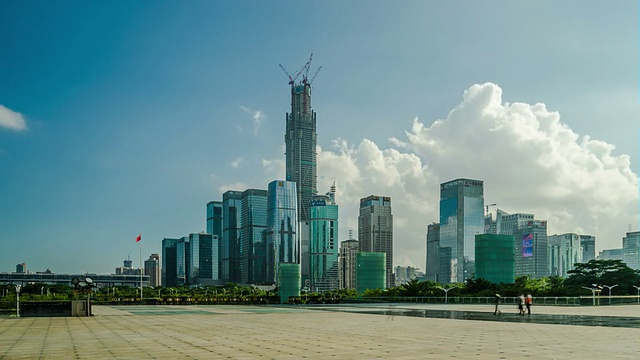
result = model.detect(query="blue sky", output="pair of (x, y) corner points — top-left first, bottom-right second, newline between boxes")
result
(1, 1), (638, 274)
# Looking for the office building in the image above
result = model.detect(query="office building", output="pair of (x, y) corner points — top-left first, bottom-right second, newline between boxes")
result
(358, 195), (394, 287)
(161, 238), (179, 287)
(499, 212), (534, 235)
(623, 231), (640, 270)
(339, 237), (359, 290)
(206, 201), (223, 276)
(222, 191), (243, 283)
(115, 258), (141, 276)
(309, 185), (339, 292)
(513, 220), (549, 278)
(439, 178), (484, 283)
(266, 180), (299, 284)
(16, 263), (27, 274)
(548, 233), (582, 277)
(579, 235), (596, 263)
(475, 234), (515, 284)
(240, 189), (268, 284)
(425, 223), (440, 282)
(597, 248), (624, 261)
(144, 253), (161, 287)
(356, 252), (386, 294)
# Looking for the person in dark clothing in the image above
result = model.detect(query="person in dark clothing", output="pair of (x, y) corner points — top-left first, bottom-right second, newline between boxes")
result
(493, 294), (502, 315)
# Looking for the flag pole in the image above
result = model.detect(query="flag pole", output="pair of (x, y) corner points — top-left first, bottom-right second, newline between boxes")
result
(139, 240), (143, 302)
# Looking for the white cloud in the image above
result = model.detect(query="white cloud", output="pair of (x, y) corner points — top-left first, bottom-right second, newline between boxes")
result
(0, 105), (28, 131)
(230, 157), (243, 168)
(316, 82), (638, 270)
(218, 182), (249, 194)
(240, 106), (265, 135)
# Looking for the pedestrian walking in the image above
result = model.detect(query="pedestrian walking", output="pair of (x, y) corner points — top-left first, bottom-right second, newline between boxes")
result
(493, 294), (502, 315)
(526, 294), (533, 315)
(518, 294), (525, 316)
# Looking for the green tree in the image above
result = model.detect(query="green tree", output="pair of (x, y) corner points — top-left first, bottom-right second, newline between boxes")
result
(566, 259), (640, 295)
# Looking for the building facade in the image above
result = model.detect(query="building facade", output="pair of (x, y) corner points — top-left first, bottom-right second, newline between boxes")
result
(548, 233), (582, 277)
(358, 195), (394, 288)
(161, 238), (179, 287)
(206, 201), (223, 276)
(475, 234), (515, 284)
(356, 252), (386, 294)
(339, 238), (359, 290)
(16, 263), (26, 273)
(144, 253), (161, 287)
(425, 223), (440, 282)
(598, 248), (624, 261)
(439, 178), (484, 284)
(309, 188), (339, 292)
(622, 231), (640, 270)
(266, 180), (299, 284)
(240, 189), (268, 284)
(222, 191), (243, 283)
(513, 220), (548, 278)
(579, 235), (596, 263)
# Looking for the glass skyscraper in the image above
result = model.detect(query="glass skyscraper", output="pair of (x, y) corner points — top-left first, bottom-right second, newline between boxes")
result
(548, 233), (582, 277)
(161, 238), (179, 287)
(222, 191), (242, 283)
(356, 252), (386, 294)
(425, 222), (440, 282)
(266, 180), (298, 284)
(309, 187), (339, 292)
(439, 179), (484, 284)
(240, 189), (268, 284)
(579, 235), (596, 263)
(513, 220), (549, 278)
(358, 195), (394, 288)
(623, 231), (640, 270)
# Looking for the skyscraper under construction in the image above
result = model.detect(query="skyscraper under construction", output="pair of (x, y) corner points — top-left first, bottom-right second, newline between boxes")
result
(282, 55), (320, 223)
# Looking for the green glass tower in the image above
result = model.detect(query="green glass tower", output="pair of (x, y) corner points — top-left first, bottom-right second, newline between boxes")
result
(356, 252), (386, 294)
(475, 234), (515, 284)
(278, 263), (301, 304)
(309, 185), (339, 292)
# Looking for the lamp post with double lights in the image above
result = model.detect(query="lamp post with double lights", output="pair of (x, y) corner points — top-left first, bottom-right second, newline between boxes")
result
(601, 284), (618, 305)
(436, 286), (456, 304)
(582, 284), (603, 306)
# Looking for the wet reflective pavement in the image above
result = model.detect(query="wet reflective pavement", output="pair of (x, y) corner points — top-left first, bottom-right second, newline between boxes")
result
(318, 306), (640, 328)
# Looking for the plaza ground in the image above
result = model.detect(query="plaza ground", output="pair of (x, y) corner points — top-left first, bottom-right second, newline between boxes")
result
(1, 303), (639, 359)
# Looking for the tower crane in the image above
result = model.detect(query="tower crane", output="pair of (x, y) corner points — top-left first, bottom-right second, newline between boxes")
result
(279, 53), (321, 86)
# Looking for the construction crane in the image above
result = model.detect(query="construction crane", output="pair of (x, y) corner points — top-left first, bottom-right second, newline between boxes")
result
(279, 53), (321, 86)
(485, 203), (497, 217)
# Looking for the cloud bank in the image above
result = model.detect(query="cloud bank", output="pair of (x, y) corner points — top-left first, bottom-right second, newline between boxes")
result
(315, 83), (638, 269)
(0, 105), (28, 131)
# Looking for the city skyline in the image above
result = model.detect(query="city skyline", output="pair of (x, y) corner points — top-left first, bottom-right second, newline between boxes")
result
(1, 2), (638, 274)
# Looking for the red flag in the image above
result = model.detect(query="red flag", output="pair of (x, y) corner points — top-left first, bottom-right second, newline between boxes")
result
(136, 234), (141, 243)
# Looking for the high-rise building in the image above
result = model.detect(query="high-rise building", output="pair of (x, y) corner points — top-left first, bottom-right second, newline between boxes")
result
(548, 233), (582, 277)
(356, 252), (386, 294)
(240, 189), (268, 284)
(161, 238), (179, 287)
(176, 236), (189, 285)
(475, 234), (515, 284)
(266, 180), (299, 284)
(284, 67), (317, 224)
(339, 237), (359, 290)
(16, 263), (26, 273)
(499, 212), (534, 235)
(144, 253), (161, 287)
(309, 185), (339, 292)
(579, 235), (596, 263)
(425, 223), (440, 282)
(394, 266), (421, 286)
(176, 233), (217, 285)
(358, 195), (394, 287)
(206, 201), (223, 276)
(622, 231), (640, 270)
(115, 258), (141, 276)
(222, 191), (243, 283)
(439, 179), (484, 283)
(513, 220), (548, 278)
(597, 248), (624, 261)
(278, 263), (301, 304)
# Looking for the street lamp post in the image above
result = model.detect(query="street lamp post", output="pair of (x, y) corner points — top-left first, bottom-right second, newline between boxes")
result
(436, 286), (456, 304)
(601, 284), (618, 305)
(582, 285), (603, 306)
(15, 285), (21, 318)
(632, 286), (640, 305)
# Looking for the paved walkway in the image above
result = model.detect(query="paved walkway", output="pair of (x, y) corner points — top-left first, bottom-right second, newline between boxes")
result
(0, 304), (639, 359)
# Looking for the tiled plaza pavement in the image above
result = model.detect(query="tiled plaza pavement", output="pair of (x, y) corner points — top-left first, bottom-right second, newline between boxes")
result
(0, 304), (638, 359)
